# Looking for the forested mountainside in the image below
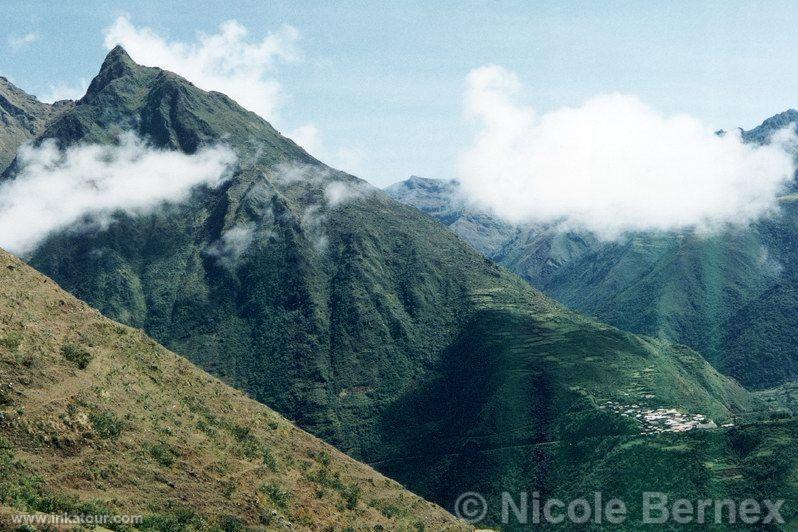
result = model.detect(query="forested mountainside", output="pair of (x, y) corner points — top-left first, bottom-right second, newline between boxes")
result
(5, 47), (768, 514)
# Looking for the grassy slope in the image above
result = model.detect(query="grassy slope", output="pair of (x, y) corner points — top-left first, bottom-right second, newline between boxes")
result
(16, 48), (763, 513)
(0, 249), (467, 531)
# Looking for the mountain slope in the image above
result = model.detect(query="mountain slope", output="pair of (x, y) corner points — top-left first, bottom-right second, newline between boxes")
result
(384, 176), (518, 257)
(0, 77), (70, 173)
(0, 248), (466, 530)
(387, 155), (798, 389)
(12, 47), (762, 512)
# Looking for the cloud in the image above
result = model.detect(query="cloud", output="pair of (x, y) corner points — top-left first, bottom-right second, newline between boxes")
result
(38, 78), (89, 103)
(205, 223), (258, 269)
(8, 32), (39, 52)
(0, 133), (236, 254)
(287, 123), (365, 175)
(288, 124), (322, 154)
(458, 65), (798, 238)
(273, 163), (373, 251)
(103, 15), (299, 119)
(324, 180), (369, 207)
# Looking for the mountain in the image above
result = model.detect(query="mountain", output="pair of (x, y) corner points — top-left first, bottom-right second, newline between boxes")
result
(7, 47), (765, 515)
(0, 77), (71, 173)
(386, 153), (798, 390)
(0, 248), (466, 530)
(383, 176), (518, 257)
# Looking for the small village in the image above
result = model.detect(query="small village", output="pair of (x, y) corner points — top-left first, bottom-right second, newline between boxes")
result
(601, 400), (725, 434)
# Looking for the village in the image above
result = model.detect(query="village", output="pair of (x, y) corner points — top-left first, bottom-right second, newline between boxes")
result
(600, 400), (728, 434)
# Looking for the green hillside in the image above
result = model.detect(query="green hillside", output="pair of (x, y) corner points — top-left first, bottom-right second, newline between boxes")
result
(0, 248), (466, 530)
(0, 77), (71, 174)
(387, 163), (798, 390)
(10, 47), (763, 513)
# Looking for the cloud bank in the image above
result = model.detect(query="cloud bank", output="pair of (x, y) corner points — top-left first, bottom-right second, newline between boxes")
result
(103, 15), (299, 119)
(0, 133), (235, 254)
(458, 65), (797, 237)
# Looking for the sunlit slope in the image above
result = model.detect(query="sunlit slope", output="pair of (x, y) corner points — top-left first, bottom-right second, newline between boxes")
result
(0, 248), (467, 530)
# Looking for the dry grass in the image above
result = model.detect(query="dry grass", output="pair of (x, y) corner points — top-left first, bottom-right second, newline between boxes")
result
(0, 249), (468, 531)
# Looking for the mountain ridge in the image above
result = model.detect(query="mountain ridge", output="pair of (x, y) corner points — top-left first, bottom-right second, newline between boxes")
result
(6, 47), (768, 516)
(0, 76), (72, 173)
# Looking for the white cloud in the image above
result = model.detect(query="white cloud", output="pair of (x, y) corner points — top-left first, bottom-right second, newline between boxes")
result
(324, 180), (368, 206)
(38, 78), (89, 103)
(288, 124), (322, 154)
(273, 163), (373, 251)
(0, 133), (236, 254)
(103, 15), (299, 119)
(205, 223), (258, 269)
(287, 123), (365, 175)
(458, 65), (798, 238)
(8, 32), (39, 52)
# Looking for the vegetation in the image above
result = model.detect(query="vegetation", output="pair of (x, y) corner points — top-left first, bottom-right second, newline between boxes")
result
(88, 409), (124, 439)
(388, 172), (798, 391)
(0, 248), (466, 530)
(15, 47), (772, 517)
(60, 342), (92, 369)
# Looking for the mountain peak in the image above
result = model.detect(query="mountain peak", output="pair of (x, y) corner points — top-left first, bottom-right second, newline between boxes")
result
(83, 45), (139, 98)
(103, 44), (135, 66)
(742, 108), (798, 143)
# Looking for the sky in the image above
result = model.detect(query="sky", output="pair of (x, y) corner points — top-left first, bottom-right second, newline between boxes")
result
(3, 0), (798, 188)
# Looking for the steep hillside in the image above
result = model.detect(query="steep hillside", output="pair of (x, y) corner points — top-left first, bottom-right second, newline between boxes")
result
(387, 158), (798, 390)
(0, 248), (466, 530)
(0, 77), (70, 173)
(12, 47), (761, 511)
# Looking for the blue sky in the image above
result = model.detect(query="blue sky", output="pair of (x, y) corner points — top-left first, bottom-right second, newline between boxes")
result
(3, 1), (798, 186)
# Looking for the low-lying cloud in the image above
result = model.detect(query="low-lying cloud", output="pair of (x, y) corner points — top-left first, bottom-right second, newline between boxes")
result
(206, 223), (258, 269)
(274, 163), (374, 251)
(103, 15), (299, 119)
(458, 65), (797, 238)
(0, 133), (236, 254)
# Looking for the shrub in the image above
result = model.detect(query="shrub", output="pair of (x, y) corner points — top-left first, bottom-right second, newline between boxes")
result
(89, 410), (123, 439)
(260, 482), (290, 508)
(0, 332), (22, 352)
(262, 448), (278, 471)
(150, 443), (176, 467)
(341, 484), (361, 510)
(218, 515), (246, 532)
(60, 343), (92, 369)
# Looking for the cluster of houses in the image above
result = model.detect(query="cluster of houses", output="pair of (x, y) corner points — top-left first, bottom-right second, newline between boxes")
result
(601, 400), (722, 434)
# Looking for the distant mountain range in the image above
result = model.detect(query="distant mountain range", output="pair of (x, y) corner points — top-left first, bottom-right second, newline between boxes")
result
(1, 47), (797, 527)
(386, 139), (798, 391)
